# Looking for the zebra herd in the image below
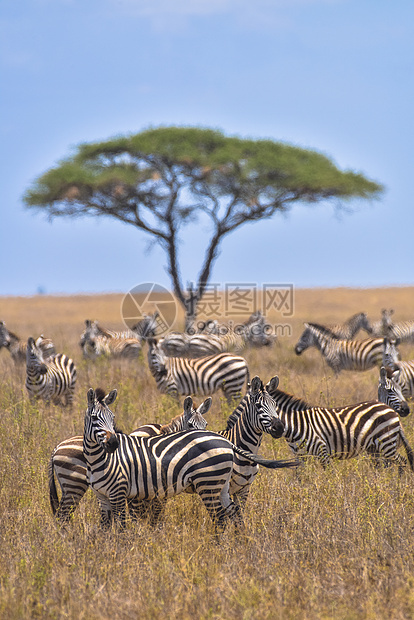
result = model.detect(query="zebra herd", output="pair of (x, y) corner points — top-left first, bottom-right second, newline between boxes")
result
(1, 306), (414, 535)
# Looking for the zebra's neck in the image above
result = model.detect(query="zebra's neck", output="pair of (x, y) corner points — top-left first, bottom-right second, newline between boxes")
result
(222, 396), (262, 452)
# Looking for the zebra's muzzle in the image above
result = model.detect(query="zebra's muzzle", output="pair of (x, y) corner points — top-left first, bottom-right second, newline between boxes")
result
(294, 346), (303, 355)
(269, 418), (285, 439)
(104, 433), (120, 453)
(398, 402), (410, 418)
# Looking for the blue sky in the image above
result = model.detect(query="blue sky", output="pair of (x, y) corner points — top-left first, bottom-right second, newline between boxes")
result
(1, 0), (413, 296)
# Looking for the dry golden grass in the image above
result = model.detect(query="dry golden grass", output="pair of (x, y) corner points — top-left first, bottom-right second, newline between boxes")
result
(1, 287), (414, 619)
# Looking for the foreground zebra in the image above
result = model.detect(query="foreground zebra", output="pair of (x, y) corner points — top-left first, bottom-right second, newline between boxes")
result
(26, 337), (77, 406)
(378, 366), (410, 417)
(49, 397), (211, 523)
(266, 377), (414, 471)
(147, 338), (249, 403)
(383, 338), (414, 398)
(84, 388), (298, 532)
(0, 321), (55, 364)
(295, 323), (385, 374)
(212, 375), (287, 510)
(160, 311), (274, 358)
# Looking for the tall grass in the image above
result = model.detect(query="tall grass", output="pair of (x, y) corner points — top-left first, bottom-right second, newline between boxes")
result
(0, 288), (414, 619)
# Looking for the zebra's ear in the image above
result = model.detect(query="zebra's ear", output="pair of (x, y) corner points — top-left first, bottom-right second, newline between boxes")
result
(267, 376), (279, 392)
(198, 397), (212, 415)
(303, 323), (310, 329)
(105, 389), (118, 405)
(183, 396), (193, 413)
(250, 376), (263, 394)
(87, 388), (95, 406)
(391, 367), (401, 381)
(379, 366), (387, 383)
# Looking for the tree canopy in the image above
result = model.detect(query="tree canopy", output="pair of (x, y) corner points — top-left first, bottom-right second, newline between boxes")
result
(23, 126), (383, 323)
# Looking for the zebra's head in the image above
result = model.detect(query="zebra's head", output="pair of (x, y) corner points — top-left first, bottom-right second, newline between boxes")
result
(182, 396), (211, 431)
(147, 338), (168, 376)
(85, 387), (119, 453)
(26, 336), (48, 373)
(131, 312), (159, 341)
(294, 323), (318, 355)
(248, 375), (285, 439)
(381, 309), (395, 335)
(378, 366), (410, 417)
(295, 322), (339, 355)
(383, 338), (400, 367)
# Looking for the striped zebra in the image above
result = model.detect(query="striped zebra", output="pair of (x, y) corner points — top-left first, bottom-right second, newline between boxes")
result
(369, 309), (394, 337)
(266, 376), (414, 471)
(26, 337), (77, 406)
(325, 312), (373, 339)
(295, 323), (385, 374)
(378, 366), (410, 417)
(0, 321), (55, 364)
(381, 310), (414, 343)
(160, 311), (274, 358)
(49, 396), (211, 523)
(83, 387), (298, 532)
(147, 338), (249, 403)
(80, 313), (158, 359)
(383, 338), (414, 398)
(212, 375), (287, 509)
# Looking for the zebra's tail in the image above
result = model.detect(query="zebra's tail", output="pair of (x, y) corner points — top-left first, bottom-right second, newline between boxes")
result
(48, 454), (60, 515)
(232, 444), (301, 469)
(400, 428), (414, 472)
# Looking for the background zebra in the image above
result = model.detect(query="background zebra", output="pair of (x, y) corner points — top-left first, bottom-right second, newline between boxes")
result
(369, 309), (394, 337)
(159, 311), (274, 358)
(0, 321), (55, 364)
(83, 387), (298, 533)
(295, 322), (385, 374)
(321, 312), (373, 340)
(380, 310), (414, 343)
(266, 376), (414, 471)
(79, 313), (158, 358)
(147, 338), (249, 403)
(49, 396), (211, 523)
(26, 337), (77, 406)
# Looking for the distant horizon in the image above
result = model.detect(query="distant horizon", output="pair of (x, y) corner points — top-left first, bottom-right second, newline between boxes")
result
(1, 283), (413, 299)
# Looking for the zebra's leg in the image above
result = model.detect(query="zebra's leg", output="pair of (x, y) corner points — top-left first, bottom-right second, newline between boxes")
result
(109, 494), (127, 530)
(315, 441), (332, 468)
(128, 497), (167, 526)
(56, 487), (88, 523)
(197, 481), (244, 539)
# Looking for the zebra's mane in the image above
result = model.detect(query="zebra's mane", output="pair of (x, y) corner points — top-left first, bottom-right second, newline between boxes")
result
(307, 322), (340, 339)
(269, 387), (311, 410)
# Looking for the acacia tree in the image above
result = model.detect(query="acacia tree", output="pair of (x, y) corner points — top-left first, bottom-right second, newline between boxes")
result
(24, 126), (383, 328)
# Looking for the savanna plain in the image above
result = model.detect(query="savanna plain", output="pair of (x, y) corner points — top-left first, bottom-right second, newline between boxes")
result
(1, 287), (414, 620)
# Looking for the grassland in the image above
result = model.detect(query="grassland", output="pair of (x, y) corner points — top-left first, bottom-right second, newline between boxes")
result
(1, 287), (414, 619)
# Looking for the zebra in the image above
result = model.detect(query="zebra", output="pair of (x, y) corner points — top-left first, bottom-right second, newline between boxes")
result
(295, 322), (385, 374)
(147, 338), (249, 403)
(0, 321), (55, 364)
(79, 313), (158, 358)
(211, 375), (287, 510)
(82, 334), (143, 360)
(383, 338), (414, 398)
(369, 309), (395, 337)
(380, 310), (414, 343)
(378, 366), (410, 417)
(48, 396), (211, 523)
(160, 311), (274, 358)
(26, 337), (77, 407)
(325, 312), (373, 339)
(83, 387), (298, 532)
(266, 376), (414, 471)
